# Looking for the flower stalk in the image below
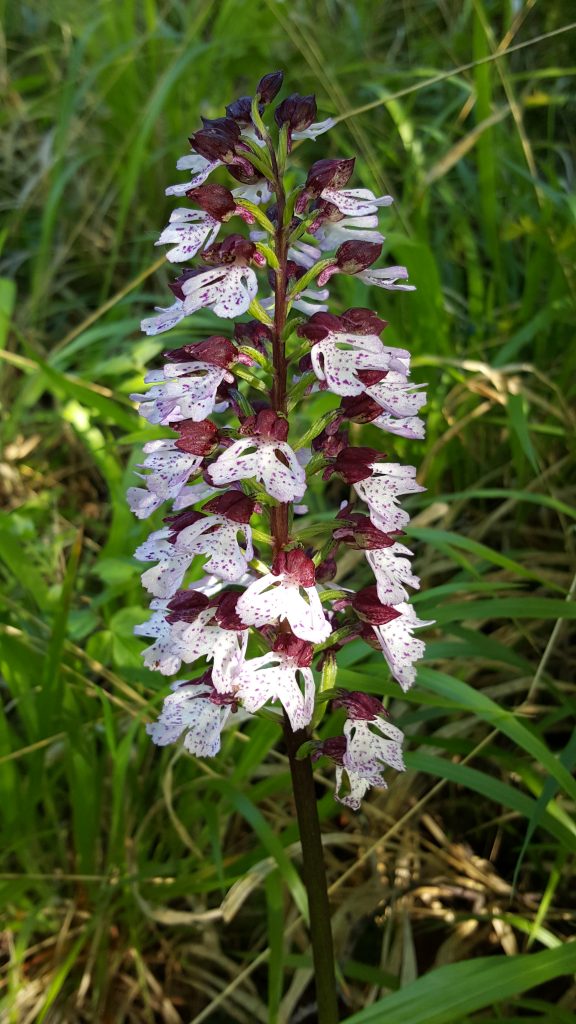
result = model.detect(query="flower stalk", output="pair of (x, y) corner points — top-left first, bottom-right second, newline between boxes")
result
(128, 70), (432, 1021)
(269, 134), (339, 1023)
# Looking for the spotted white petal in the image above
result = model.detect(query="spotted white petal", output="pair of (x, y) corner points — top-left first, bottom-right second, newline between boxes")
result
(365, 372), (427, 418)
(146, 680), (233, 757)
(131, 364), (229, 424)
(156, 212), (221, 262)
(234, 653), (315, 730)
(181, 265), (258, 319)
(166, 156), (220, 195)
(373, 602), (433, 691)
(320, 187), (394, 217)
(209, 438), (306, 503)
(237, 574), (331, 643)
(175, 516), (254, 582)
(358, 266), (416, 291)
(292, 118), (335, 141)
(365, 542), (420, 605)
(371, 411), (426, 440)
(127, 486), (165, 520)
(136, 439), (204, 498)
(343, 717), (405, 774)
(134, 609), (184, 676)
(310, 332), (403, 397)
(334, 762), (386, 810)
(141, 300), (186, 336)
(354, 463), (425, 533)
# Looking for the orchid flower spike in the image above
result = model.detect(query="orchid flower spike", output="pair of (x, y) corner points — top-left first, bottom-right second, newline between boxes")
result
(129, 70), (431, 814)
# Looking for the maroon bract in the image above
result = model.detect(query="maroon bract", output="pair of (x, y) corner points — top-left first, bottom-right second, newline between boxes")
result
(331, 689), (388, 720)
(325, 446), (382, 484)
(203, 491), (258, 523)
(272, 548), (316, 588)
(172, 419), (219, 455)
(352, 586), (402, 625)
(239, 408), (289, 443)
(273, 632), (314, 667)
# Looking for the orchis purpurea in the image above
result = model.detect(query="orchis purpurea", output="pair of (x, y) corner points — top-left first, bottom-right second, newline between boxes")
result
(130, 71), (431, 1023)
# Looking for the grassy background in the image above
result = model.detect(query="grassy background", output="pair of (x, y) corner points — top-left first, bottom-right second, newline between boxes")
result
(1, 1), (576, 1021)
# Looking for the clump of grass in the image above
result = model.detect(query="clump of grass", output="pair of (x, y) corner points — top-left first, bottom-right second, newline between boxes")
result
(1, 2), (575, 1021)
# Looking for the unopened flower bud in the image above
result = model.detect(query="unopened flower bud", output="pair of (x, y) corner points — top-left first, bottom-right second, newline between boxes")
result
(341, 307), (388, 335)
(164, 336), (237, 368)
(333, 512), (398, 550)
(295, 158), (355, 214)
(340, 393), (383, 423)
(225, 96), (256, 126)
(325, 446), (382, 484)
(315, 555), (338, 583)
(335, 241), (382, 275)
(274, 93), (317, 133)
(234, 320), (273, 353)
(256, 71), (284, 105)
(212, 590), (245, 630)
(331, 689), (388, 720)
(201, 234), (259, 266)
(186, 183), (238, 220)
(311, 735), (347, 764)
(352, 585), (402, 625)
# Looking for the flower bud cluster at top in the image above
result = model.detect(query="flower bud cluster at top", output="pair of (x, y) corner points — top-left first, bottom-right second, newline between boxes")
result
(129, 71), (432, 810)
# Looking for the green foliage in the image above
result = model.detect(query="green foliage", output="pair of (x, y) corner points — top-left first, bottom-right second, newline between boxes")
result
(1, 0), (575, 1020)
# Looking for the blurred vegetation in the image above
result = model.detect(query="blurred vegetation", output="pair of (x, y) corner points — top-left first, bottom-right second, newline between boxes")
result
(1, 0), (576, 1021)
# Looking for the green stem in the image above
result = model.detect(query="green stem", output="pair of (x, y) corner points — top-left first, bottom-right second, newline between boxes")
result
(284, 724), (339, 1024)
(268, 136), (339, 1024)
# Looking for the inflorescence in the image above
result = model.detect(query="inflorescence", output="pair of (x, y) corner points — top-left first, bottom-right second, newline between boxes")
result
(129, 71), (432, 810)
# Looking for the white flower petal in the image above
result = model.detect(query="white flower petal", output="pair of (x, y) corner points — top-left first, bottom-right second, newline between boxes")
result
(133, 364), (228, 424)
(344, 718), (405, 774)
(320, 187), (394, 217)
(314, 215), (384, 251)
(366, 372), (427, 418)
(234, 653), (314, 730)
(371, 411), (426, 440)
(156, 214), (221, 262)
(141, 300), (186, 336)
(358, 266), (415, 291)
(127, 487), (165, 520)
(210, 438), (306, 502)
(166, 157), (220, 195)
(232, 181), (272, 205)
(334, 763), (386, 810)
(292, 118), (335, 141)
(237, 575), (331, 643)
(310, 331), (400, 397)
(146, 679), (233, 757)
(181, 266), (258, 319)
(175, 516), (253, 583)
(365, 543), (420, 605)
(354, 463), (425, 533)
(373, 602), (433, 691)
